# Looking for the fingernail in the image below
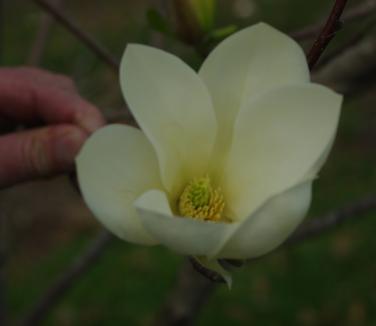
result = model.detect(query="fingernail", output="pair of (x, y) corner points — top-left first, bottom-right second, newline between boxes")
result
(76, 111), (106, 134)
(54, 128), (87, 169)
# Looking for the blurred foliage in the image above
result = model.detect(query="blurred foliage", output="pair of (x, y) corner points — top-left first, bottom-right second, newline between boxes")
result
(190, 0), (217, 32)
(2, 0), (376, 325)
(147, 8), (173, 36)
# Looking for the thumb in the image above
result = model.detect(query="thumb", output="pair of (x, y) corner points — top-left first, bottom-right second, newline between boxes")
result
(0, 125), (87, 188)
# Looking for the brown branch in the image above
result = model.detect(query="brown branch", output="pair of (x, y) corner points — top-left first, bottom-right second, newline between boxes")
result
(315, 19), (376, 70)
(156, 194), (376, 324)
(287, 195), (376, 245)
(31, 0), (136, 126)
(20, 230), (113, 326)
(27, 0), (64, 65)
(312, 31), (376, 95)
(32, 0), (119, 72)
(291, 0), (376, 41)
(152, 260), (216, 326)
(307, 0), (349, 70)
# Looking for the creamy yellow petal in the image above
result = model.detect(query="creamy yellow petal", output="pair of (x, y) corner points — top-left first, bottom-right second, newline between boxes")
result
(217, 181), (312, 259)
(224, 84), (341, 219)
(199, 23), (309, 165)
(135, 190), (238, 256)
(120, 44), (216, 196)
(76, 124), (161, 245)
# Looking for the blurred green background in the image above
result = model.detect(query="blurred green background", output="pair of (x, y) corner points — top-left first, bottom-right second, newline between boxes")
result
(1, 0), (376, 325)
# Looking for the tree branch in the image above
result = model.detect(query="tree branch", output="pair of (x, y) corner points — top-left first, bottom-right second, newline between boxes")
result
(287, 195), (376, 245)
(312, 31), (376, 95)
(27, 0), (64, 65)
(155, 194), (376, 324)
(31, 0), (137, 126)
(315, 19), (376, 70)
(32, 0), (119, 71)
(307, 0), (349, 70)
(152, 260), (216, 326)
(20, 230), (113, 326)
(291, 0), (376, 41)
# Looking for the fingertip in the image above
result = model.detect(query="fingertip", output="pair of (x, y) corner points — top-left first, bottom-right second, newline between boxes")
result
(0, 125), (89, 188)
(52, 125), (88, 170)
(74, 102), (106, 134)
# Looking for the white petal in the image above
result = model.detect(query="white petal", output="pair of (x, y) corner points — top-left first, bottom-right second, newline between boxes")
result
(76, 124), (162, 245)
(120, 44), (217, 196)
(224, 84), (342, 219)
(217, 181), (312, 259)
(199, 23), (309, 163)
(135, 190), (238, 257)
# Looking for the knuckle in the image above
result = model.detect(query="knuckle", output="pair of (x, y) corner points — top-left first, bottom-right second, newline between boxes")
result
(16, 66), (39, 74)
(15, 67), (77, 92)
(21, 130), (52, 176)
(56, 74), (76, 91)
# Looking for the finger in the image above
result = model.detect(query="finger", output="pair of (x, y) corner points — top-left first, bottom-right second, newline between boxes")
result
(0, 68), (105, 133)
(0, 115), (17, 134)
(2, 67), (78, 92)
(0, 124), (87, 188)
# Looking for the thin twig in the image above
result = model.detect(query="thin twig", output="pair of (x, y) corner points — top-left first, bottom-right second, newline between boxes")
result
(315, 18), (376, 70)
(20, 230), (113, 326)
(17, 190), (376, 325)
(312, 31), (376, 95)
(287, 195), (376, 245)
(32, 0), (119, 71)
(27, 0), (64, 65)
(152, 260), (216, 326)
(307, 0), (349, 70)
(291, 0), (376, 41)
(156, 194), (376, 324)
(31, 0), (136, 126)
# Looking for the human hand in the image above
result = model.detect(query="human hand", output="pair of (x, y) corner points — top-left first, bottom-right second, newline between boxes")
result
(0, 67), (105, 188)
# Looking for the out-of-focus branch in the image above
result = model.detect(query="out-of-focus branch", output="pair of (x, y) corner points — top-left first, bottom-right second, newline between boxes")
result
(32, 0), (119, 71)
(20, 230), (113, 326)
(27, 0), (64, 65)
(307, 0), (348, 69)
(153, 260), (216, 326)
(287, 195), (376, 245)
(315, 19), (376, 70)
(31, 0), (137, 126)
(291, 0), (376, 41)
(313, 31), (376, 95)
(156, 194), (376, 324)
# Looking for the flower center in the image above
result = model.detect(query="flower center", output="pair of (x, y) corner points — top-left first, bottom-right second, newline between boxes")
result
(178, 175), (225, 221)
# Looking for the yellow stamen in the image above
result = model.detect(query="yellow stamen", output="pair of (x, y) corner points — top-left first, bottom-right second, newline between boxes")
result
(178, 175), (225, 221)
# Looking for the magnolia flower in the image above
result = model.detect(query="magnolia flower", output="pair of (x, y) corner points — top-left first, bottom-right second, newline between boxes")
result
(76, 23), (342, 285)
